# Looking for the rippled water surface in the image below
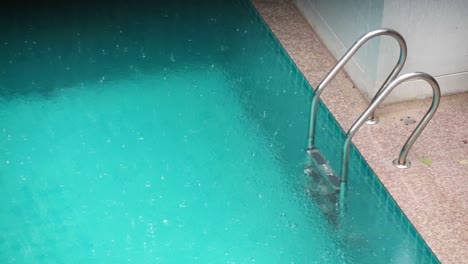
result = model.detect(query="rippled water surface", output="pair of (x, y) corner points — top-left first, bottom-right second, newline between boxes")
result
(0, 1), (437, 263)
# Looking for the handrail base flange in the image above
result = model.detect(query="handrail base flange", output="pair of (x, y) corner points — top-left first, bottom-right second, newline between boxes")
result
(393, 159), (411, 169)
(365, 116), (379, 125)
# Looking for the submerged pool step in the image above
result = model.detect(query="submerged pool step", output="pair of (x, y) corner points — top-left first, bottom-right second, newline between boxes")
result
(305, 148), (340, 191)
(304, 148), (342, 226)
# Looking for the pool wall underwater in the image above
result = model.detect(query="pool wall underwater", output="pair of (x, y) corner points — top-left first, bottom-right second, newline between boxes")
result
(0, 0), (439, 263)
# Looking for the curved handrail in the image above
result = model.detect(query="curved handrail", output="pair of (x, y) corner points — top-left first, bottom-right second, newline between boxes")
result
(340, 72), (441, 183)
(308, 28), (407, 149)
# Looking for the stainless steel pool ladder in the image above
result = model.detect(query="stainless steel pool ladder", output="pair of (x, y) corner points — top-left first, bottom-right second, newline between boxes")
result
(341, 72), (441, 183)
(308, 28), (407, 149)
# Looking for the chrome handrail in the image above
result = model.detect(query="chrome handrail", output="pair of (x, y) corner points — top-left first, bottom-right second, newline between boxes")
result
(341, 72), (441, 183)
(308, 28), (407, 149)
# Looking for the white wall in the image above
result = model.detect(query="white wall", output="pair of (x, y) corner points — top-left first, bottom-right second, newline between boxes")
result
(294, 0), (468, 103)
(293, 0), (385, 100)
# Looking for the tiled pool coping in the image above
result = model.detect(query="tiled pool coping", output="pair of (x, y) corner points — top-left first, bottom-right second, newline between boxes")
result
(251, 0), (468, 263)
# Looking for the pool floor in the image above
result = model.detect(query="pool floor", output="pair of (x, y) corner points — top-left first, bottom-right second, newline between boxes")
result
(0, 70), (344, 263)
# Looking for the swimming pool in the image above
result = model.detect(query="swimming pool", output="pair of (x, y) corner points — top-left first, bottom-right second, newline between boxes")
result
(0, 0), (438, 263)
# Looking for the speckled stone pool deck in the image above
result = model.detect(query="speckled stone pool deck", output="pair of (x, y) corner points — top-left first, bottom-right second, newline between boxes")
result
(250, 0), (468, 263)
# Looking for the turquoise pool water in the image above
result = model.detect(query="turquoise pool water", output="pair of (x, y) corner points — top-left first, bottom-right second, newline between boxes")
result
(0, 1), (438, 263)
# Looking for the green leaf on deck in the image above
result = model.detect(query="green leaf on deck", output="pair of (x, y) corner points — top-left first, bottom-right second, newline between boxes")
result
(421, 156), (431, 166)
